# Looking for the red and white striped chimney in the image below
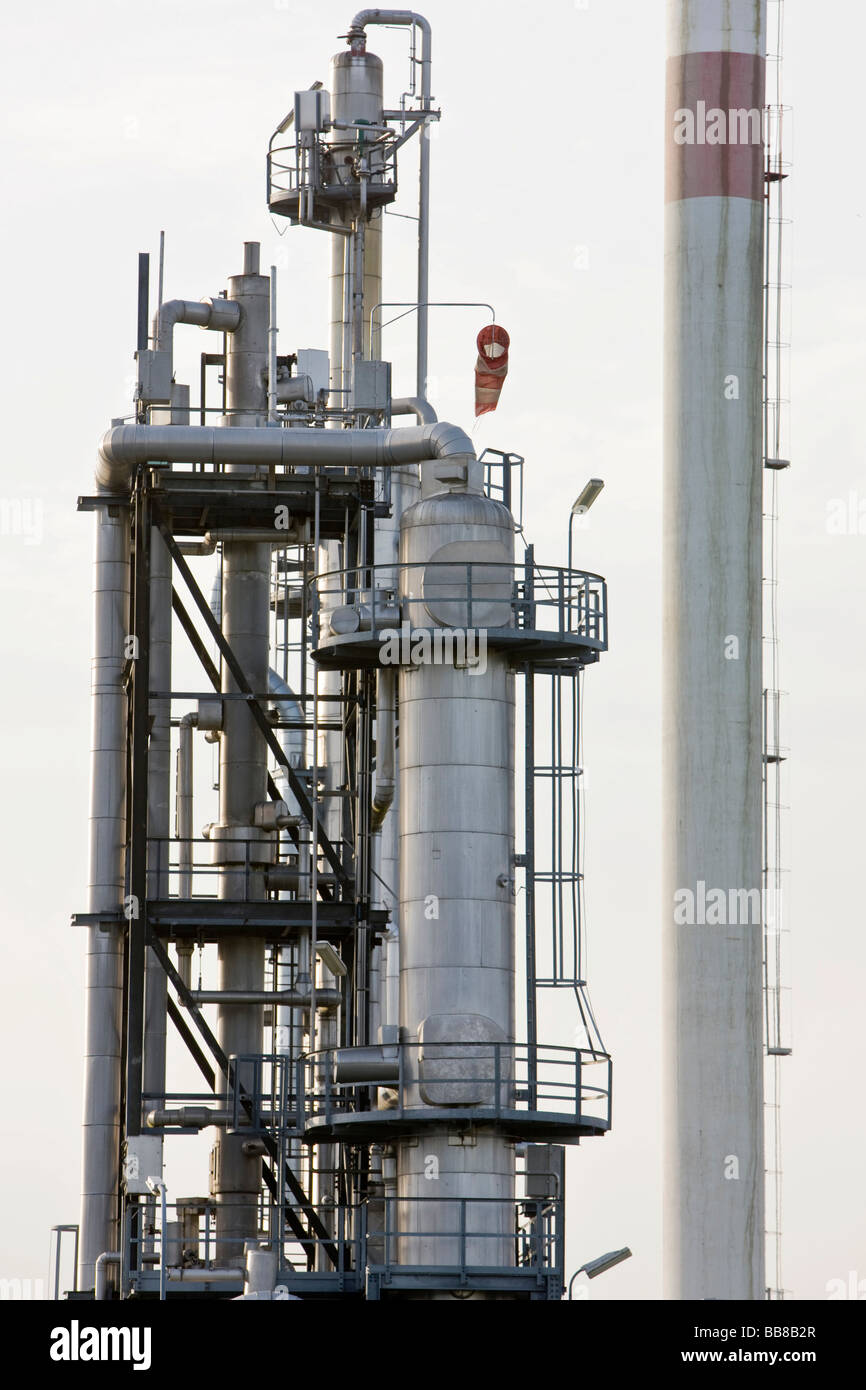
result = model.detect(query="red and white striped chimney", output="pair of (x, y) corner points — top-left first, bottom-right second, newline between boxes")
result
(662, 0), (767, 1300)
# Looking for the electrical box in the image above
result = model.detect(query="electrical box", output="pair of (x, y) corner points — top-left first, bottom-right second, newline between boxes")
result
(296, 348), (330, 399)
(524, 1143), (565, 1201)
(294, 88), (330, 137)
(134, 348), (172, 405)
(352, 359), (391, 414)
(122, 1135), (163, 1195)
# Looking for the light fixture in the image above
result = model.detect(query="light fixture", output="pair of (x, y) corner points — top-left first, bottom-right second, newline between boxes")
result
(578, 1246), (632, 1279)
(571, 478), (605, 515)
(315, 941), (348, 978)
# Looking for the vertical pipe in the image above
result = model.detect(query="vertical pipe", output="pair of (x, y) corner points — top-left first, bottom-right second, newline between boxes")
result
(345, 15), (431, 393)
(144, 383), (188, 1118)
(662, 0), (766, 1300)
(137, 254), (149, 352)
(142, 527), (171, 1143)
(414, 21), (432, 399)
(157, 230), (165, 321)
(79, 500), (130, 1290)
(211, 243), (272, 1264)
(268, 266), (278, 423)
(176, 717), (196, 901)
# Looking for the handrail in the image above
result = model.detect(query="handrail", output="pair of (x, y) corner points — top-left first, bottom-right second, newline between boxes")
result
(310, 559), (607, 645)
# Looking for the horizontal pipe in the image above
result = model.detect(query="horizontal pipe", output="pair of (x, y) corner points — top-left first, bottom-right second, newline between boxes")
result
(147, 1108), (239, 1129)
(165, 1267), (242, 1284)
(95, 420), (474, 492)
(276, 374), (316, 404)
(178, 526), (307, 556)
(187, 989), (341, 1008)
(266, 865), (335, 890)
(334, 1045), (400, 1083)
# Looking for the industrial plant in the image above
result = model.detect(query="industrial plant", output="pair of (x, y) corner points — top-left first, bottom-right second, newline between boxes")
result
(52, 0), (791, 1302)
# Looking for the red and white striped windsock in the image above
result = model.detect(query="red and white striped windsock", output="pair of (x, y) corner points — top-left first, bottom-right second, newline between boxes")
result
(474, 324), (510, 416)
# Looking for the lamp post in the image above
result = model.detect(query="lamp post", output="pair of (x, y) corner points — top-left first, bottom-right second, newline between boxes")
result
(568, 479), (605, 627)
(567, 1246), (632, 1298)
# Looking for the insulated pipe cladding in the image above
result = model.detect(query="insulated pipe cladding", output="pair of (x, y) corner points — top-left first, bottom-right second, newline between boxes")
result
(79, 504), (129, 1290)
(327, 42), (384, 404)
(395, 453), (516, 1285)
(210, 243), (273, 1265)
(662, 0), (766, 1300)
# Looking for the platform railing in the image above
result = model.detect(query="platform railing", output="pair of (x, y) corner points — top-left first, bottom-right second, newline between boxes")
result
(310, 560), (607, 648)
(302, 1041), (611, 1133)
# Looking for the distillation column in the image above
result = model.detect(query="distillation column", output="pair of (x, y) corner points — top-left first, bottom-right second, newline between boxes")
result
(327, 42), (384, 403)
(210, 243), (272, 1263)
(396, 458), (516, 1280)
(662, 0), (766, 1299)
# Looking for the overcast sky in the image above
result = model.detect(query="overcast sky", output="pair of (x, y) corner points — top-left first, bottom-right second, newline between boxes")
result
(0, 0), (863, 1300)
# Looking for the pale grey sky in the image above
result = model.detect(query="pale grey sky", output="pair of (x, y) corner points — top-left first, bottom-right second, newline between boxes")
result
(0, 0), (863, 1300)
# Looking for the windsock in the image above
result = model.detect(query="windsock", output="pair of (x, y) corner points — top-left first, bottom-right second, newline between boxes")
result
(474, 324), (510, 416)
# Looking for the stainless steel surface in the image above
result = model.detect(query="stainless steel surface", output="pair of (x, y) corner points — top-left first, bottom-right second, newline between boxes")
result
(153, 297), (241, 354)
(395, 455), (516, 1271)
(79, 502), (129, 1289)
(347, 11), (433, 395)
(371, 668), (395, 830)
(189, 989), (341, 1008)
(142, 524), (171, 1179)
(392, 396), (437, 424)
(210, 244), (272, 1264)
(327, 46), (385, 406)
(96, 419), (475, 491)
(176, 713), (197, 900)
(94, 1250), (120, 1302)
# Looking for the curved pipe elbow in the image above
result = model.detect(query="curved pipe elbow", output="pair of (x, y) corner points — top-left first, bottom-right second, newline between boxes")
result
(153, 297), (241, 352)
(349, 10), (431, 43)
(391, 396), (438, 425)
(371, 669), (396, 831)
(371, 782), (395, 833)
(381, 420), (474, 464)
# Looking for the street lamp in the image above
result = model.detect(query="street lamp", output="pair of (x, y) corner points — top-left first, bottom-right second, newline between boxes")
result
(567, 1246), (632, 1298)
(568, 478), (605, 574)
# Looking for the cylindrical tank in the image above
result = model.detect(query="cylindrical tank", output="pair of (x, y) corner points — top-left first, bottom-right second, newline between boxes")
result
(395, 462), (516, 1279)
(662, 0), (766, 1300)
(327, 48), (384, 406)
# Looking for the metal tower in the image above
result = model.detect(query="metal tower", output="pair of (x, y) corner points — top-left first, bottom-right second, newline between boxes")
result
(70, 10), (612, 1302)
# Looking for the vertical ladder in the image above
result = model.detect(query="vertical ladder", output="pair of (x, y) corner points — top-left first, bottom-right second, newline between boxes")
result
(762, 0), (792, 1302)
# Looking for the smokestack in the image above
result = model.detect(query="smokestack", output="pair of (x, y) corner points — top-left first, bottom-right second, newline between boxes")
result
(662, 0), (767, 1300)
